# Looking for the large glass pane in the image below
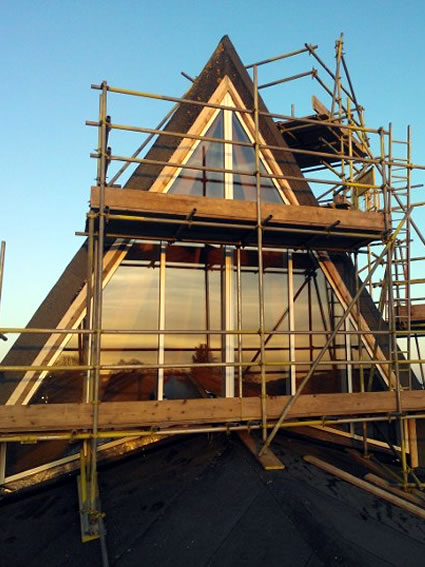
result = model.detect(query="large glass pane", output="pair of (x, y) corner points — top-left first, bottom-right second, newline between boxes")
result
(168, 112), (224, 198)
(6, 242), (161, 477)
(232, 114), (283, 204)
(164, 244), (223, 398)
(293, 253), (347, 394)
(99, 242), (160, 402)
(237, 248), (289, 396)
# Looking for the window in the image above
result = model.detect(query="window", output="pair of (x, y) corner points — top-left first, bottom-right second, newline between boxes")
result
(168, 93), (285, 203)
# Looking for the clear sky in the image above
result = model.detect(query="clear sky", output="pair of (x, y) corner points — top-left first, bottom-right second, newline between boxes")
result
(1, 0), (425, 360)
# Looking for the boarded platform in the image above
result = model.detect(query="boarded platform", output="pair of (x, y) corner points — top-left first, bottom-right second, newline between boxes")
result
(398, 304), (425, 334)
(90, 188), (384, 251)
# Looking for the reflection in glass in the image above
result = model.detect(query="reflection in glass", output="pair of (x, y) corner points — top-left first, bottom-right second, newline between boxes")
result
(293, 255), (347, 394)
(169, 112), (224, 198)
(232, 114), (283, 204)
(164, 244), (223, 398)
(100, 242), (160, 402)
(8, 240), (385, 477)
(238, 249), (289, 396)
(6, 243), (161, 476)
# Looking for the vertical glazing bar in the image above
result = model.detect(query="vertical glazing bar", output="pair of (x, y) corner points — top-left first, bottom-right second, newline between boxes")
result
(205, 251), (210, 352)
(253, 66), (267, 441)
(288, 252), (296, 394)
(345, 313), (355, 440)
(345, 318), (353, 393)
(223, 93), (234, 397)
(367, 245), (373, 297)
(224, 247), (235, 398)
(307, 275), (313, 366)
(157, 243), (166, 400)
(355, 252), (368, 454)
(236, 247), (243, 398)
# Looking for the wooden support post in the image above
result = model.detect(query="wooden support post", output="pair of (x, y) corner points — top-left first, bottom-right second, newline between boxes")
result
(408, 418), (419, 469)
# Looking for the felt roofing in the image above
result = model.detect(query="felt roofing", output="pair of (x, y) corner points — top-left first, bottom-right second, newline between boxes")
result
(1, 433), (425, 567)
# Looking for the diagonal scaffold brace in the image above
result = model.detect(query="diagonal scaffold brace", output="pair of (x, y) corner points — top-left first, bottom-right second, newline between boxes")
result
(259, 207), (413, 457)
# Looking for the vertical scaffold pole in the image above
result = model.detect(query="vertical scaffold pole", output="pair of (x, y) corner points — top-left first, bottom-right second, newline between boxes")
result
(80, 82), (109, 553)
(253, 66), (268, 443)
(0, 241), (6, 484)
(406, 125), (412, 391)
(91, 79), (108, 515)
(383, 125), (409, 489)
(78, 210), (96, 543)
(236, 246), (243, 398)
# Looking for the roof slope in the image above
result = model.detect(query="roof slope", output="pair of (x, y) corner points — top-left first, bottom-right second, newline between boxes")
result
(1, 433), (425, 567)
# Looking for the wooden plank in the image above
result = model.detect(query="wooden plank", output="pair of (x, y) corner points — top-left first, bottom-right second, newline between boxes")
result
(91, 188), (385, 234)
(345, 449), (398, 481)
(237, 431), (285, 470)
(312, 96), (330, 117)
(399, 304), (425, 324)
(364, 473), (425, 508)
(304, 454), (425, 521)
(408, 419), (419, 468)
(0, 390), (424, 433)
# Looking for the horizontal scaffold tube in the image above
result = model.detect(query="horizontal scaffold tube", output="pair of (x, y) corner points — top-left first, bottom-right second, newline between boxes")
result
(2, 412), (425, 444)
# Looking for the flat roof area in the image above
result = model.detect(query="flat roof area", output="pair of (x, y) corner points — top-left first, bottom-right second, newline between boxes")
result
(1, 433), (425, 567)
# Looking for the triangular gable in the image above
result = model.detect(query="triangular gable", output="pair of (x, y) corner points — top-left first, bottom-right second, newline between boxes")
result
(0, 36), (401, 484)
(124, 36), (316, 206)
(149, 77), (291, 204)
(1, 36), (395, 407)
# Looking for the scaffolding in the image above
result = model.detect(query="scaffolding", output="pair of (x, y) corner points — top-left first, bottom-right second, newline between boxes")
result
(1, 36), (425, 562)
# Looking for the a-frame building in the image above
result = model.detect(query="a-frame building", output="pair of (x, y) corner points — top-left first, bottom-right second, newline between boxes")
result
(1, 36), (425, 566)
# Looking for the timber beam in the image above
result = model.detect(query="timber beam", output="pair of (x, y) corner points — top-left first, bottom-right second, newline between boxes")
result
(1, 391), (425, 433)
(90, 188), (384, 250)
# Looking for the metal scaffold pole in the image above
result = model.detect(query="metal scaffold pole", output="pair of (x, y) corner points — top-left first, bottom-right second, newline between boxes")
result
(253, 66), (268, 443)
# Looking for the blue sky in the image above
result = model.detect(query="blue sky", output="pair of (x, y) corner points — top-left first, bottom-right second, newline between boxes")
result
(1, 0), (425, 359)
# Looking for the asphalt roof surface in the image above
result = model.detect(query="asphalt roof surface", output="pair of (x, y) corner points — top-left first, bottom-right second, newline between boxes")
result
(1, 433), (425, 567)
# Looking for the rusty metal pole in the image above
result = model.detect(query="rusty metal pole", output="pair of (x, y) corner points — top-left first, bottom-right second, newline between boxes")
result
(253, 66), (268, 443)
(88, 81), (108, 542)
